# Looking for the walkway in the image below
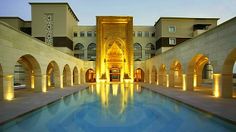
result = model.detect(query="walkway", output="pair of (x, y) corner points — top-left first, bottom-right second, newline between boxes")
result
(140, 83), (236, 124)
(0, 84), (88, 124)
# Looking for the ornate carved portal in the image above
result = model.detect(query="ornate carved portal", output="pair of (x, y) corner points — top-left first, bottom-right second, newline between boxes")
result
(96, 16), (133, 82)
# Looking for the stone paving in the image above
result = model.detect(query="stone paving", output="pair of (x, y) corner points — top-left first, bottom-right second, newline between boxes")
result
(140, 83), (236, 124)
(0, 84), (88, 124)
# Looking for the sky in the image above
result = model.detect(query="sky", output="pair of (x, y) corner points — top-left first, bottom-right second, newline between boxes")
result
(0, 0), (236, 25)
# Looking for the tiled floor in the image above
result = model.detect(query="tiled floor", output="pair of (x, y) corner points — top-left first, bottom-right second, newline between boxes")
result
(0, 84), (88, 124)
(140, 83), (236, 124)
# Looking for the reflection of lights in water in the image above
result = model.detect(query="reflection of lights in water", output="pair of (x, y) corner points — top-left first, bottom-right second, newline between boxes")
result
(94, 83), (135, 115)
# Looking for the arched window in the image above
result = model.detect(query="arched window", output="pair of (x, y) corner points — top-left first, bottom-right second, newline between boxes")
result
(87, 43), (96, 61)
(134, 43), (142, 61)
(74, 43), (85, 59)
(145, 43), (155, 59)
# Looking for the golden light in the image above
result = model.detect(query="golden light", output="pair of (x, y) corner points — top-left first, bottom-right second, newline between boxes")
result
(60, 75), (63, 88)
(31, 75), (35, 89)
(166, 74), (169, 87)
(42, 75), (47, 93)
(47, 75), (51, 87)
(5, 75), (14, 101)
(182, 74), (186, 91)
(193, 74), (197, 87)
(6, 93), (14, 101)
(213, 74), (221, 97)
(112, 84), (118, 96)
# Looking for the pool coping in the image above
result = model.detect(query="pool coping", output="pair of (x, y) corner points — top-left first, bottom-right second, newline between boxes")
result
(140, 83), (236, 125)
(0, 84), (88, 125)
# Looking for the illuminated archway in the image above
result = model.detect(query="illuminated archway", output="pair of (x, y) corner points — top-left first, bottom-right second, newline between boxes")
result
(86, 69), (96, 82)
(134, 68), (144, 82)
(151, 66), (157, 83)
(63, 64), (71, 87)
(187, 54), (213, 94)
(14, 54), (42, 96)
(73, 66), (79, 85)
(0, 64), (3, 99)
(46, 61), (60, 90)
(159, 64), (167, 86)
(222, 48), (236, 98)
(170, 61), (183, 88)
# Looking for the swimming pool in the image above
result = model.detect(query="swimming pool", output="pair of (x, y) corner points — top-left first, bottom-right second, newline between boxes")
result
(1, 83), (236, 132)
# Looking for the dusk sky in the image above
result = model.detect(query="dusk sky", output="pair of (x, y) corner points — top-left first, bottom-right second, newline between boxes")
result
(0, 0), (236, 25)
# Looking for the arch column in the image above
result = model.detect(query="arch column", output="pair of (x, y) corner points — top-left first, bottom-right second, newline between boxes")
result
(2, 74), (14, 100)
(84, 49), (88, 60)
(186, 73), (194, 91)
(169, 71), (175, 87)
(34, 74), (46, 92)
(214, 73), (232, 98)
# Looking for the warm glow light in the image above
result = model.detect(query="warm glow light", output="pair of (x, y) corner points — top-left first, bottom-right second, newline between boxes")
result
(31, 75), (35, 89)
(5, 75), (14, 101)
(6, 93), (14, 101)
(166, 74), (169, 87)
(60, 75), (63, 88)
(47, 75), (51, 87)
(156, 79), (159, 85)
(213, 74), (221, 97)
(42, 75), (47, 92)
(182, 74), (186, 91)
(112, 84), (118, 96)
(193, 74), (197, 87)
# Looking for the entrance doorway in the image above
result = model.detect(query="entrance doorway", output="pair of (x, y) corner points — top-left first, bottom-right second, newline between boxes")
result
(110, 68), (120, 82)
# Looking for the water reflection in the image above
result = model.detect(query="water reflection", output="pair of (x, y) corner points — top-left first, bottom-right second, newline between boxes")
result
(88, 83), (139, 114)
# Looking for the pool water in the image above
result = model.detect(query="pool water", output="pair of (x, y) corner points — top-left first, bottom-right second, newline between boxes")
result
(1, 83), (236, 132)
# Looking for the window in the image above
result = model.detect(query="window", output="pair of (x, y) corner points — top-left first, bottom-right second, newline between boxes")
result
(137, 31), (142, 37)
(151, 32), (155, 37)
(134, 43), (142, 60)
(80, 31), (85, 37)
(144, 32), (149, 37)
(169, 38), (176, 45)
(74, 32), (77, 37)
(87, 31), (92, 37)
(168, 26), (176, 33)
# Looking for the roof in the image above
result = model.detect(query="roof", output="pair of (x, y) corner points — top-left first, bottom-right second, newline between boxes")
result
(0, 17), (25, 22)
(154, 17), (220, 26)
(29, 2), (79, 21)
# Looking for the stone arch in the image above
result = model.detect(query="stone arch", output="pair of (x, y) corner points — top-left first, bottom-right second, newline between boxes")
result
(73, 66), (79, 85)
(74, 43), (85, 59)
(159, 64), (167, 86)
(87, 43), (96, 60)
(134, 68), (144, 82)
(151, 66), (157, 83)
(134, 43), (142, 61)
(187, 54), (213, 93)
(221, 48), (236, 98)
(14, 54), (42, 94)
(86, 68), (96, 82)
(46, 61), (60, 90)
(170, 60), (183, 88)
(0, 64), (3, 99)
(63, 64), (71, 87)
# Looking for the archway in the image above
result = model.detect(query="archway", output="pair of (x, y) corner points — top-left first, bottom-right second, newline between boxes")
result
(159, 64), (167, 86)
(187, 54), (213, 94)
(63, 64), (71, 87)
(73, 67), (79, 85)
(14, 54), (42, 97)
(222, 48), (236, 98)
(46, 61), (60, 90)
(134, 68), (144, 82)
(86, 69), (96, 82)
(151, 66), (157, 83)
(170, 61), (183, 88)
(0, 64), (3, 99)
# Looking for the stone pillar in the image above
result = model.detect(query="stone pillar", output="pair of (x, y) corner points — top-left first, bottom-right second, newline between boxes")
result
(166, 74), (169, 87)
(169, 72), (174, 87)
(2, 74), (14, 100)
(159, 74), (163, 86)
(197, 73), (202, 87)
(34, 74), (47, 92)
(186, 73), (194, 91)
(54, 73), (61, 88)
(60, 74), (63, 88)
(221, 73), (233, 98)
(84, 49), (88, 60)
(142, 49), (145, 60)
